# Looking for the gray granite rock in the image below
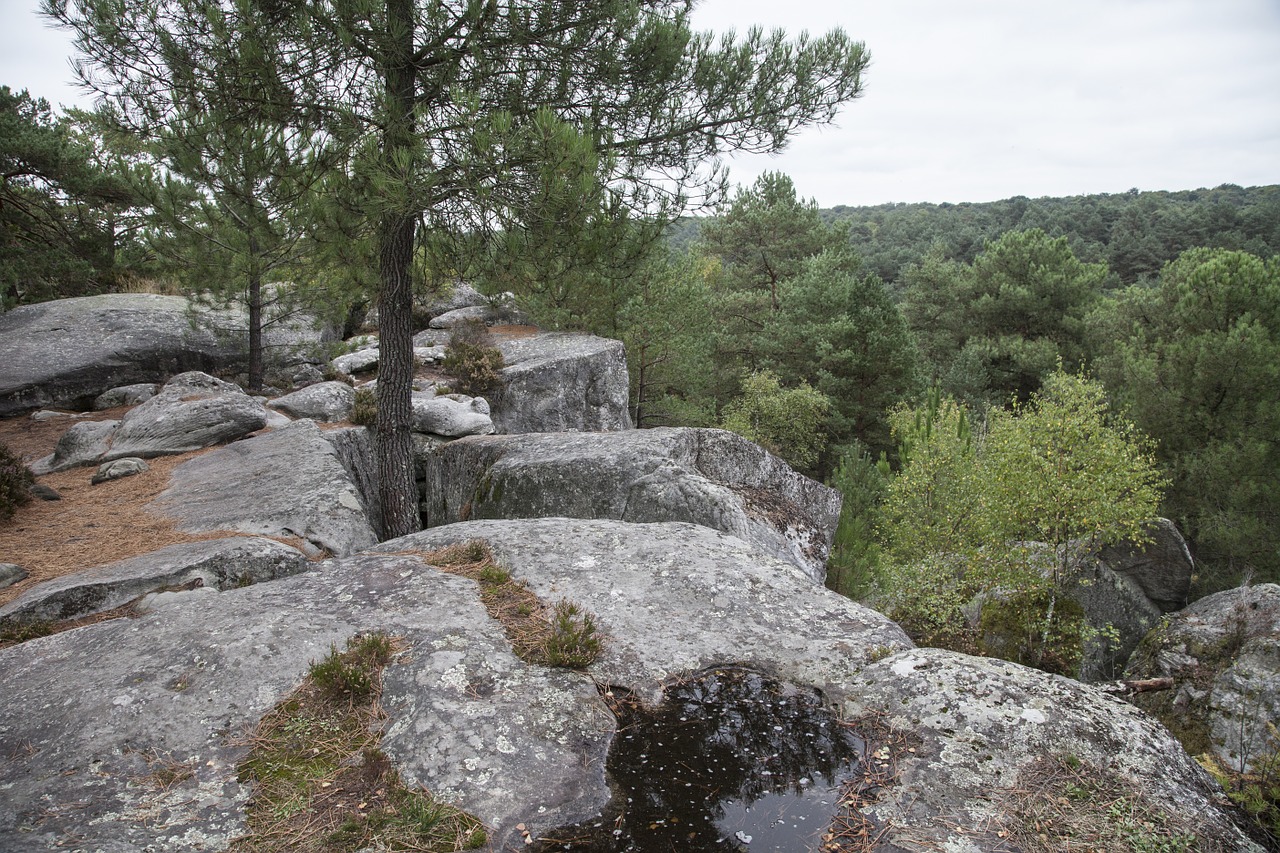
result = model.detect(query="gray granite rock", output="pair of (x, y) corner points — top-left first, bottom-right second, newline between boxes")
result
(330, 345), (380, 376)
(0, 518), (1258, 852)
(90, 456), (150, 485)
(1099, 517), (1195, 613)
(420, 428), (842, 582)
(0, 563), (26, 589)
(489, 332), (632, 434)
(34, 418), (119, 473)
(148, 419), (377, 557)
(842, 647), (1261, 850)
(0, 295), (239, 416)
(410, 393), (494, 437)
(1126, 583), (1280, 775)
(267, 380), (355, 423)
(0, 536), (307, 627)
(92, 383), (159, 410)
(104, 371), (267, 462)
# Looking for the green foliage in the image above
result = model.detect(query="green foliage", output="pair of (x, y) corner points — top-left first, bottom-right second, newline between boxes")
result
(825, 442), (889, 600)
(308, 632), (396, 705)
(702, 172), (854, 407)
(901, 229), (1108, 406)
(351, 387), (377, 428)
(764, 249), (920, 454)
(442, 319), (505, 397)
(0, 441), (34, 523)
(0, 88), (145, 307)
(877, 372), (1165, 671)
(720, 370), (832, 471)
(1093, 247), (1280, 588)
(542, 600), (603, 669)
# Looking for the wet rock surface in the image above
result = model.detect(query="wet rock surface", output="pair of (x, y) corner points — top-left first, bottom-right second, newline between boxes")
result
(536, 666), (864, 852)
(420, 428), (842, 582)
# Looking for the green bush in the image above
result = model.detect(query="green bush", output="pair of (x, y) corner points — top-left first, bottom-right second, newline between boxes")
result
(351, 387), (377, 428)
(543, 599), (602, 669)
(0, 442), (34, 522)
(443, 319), (505, 397)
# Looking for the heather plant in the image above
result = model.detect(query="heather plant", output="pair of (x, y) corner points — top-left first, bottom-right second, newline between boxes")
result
(0, 441), (34, 522)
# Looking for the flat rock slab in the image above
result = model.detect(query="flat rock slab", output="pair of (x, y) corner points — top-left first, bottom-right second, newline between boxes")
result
(148, 419), (377, 557)
(420, 428), (842, 581)
(377, 519), (911, 706)
(0, 551), (609, 852)
(842, 648), (1261, 850)
(489, 332), (632, 433)
(0, 536), (307, 626)
(0, 519), (913, 851)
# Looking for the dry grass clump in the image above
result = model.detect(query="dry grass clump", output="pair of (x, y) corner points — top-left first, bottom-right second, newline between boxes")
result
(231, 632), (486, 852)
(995, 753), (1202, 852)
(422, 540), (602, 669)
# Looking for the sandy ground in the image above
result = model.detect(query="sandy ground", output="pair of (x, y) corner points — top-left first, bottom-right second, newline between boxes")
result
(0, 411), (233, 608)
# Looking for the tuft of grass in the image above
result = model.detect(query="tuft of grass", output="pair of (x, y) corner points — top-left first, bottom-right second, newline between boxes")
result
(231, 631), (485, 852)
(421, 540), (604, 670)
(996, 754), (1201, 852)
(0, 619), (55, 648)
(543, 600), (602, 669)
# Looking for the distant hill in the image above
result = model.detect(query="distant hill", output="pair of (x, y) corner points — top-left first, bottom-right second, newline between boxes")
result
(672, 184), (1280, 286)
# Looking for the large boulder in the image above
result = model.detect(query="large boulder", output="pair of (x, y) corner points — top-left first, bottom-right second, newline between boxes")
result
(489, 332), (632, 433)
(0, 294), (333, 416)
(1125, 583), (1280, 775)
(267, 380), (355, 423)
(419, 428), (842, 582)
(0, 536), (307, 628)
(148, 418), (378, 556)
(0, 294), (237, 416)
(1098, 517), (1195, 612)
(103, 371), (267, 461)
(35, 418), (119, 474)
(410, 392), (494, 437)
(842, 647), (1260, 850)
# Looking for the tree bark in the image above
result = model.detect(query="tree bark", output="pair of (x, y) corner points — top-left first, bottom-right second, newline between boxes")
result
(374, 0), (421, 541)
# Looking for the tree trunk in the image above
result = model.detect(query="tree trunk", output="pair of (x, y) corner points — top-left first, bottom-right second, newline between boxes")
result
(375, 213), (418, 539)
(374, 0), (420, 541)
(247, 233), (264, 392)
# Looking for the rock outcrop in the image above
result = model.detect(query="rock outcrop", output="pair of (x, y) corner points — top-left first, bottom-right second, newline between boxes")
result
(490, 333), (631, 434)
(0, 519), (1259, 852)
(0, 536), (307, 627)
(0, 294), (332, 416)
(843, 647), (1260, 850)
(1126, 583), (1280, 775)
(419, 428), (842, 582)
(148, 419), (377, 557)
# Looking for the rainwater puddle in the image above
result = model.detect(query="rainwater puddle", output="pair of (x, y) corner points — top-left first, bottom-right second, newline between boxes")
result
(535, 666), (865, 852)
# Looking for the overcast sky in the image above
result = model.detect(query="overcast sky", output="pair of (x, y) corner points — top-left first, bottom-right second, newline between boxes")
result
(3, 0), (1278, 207)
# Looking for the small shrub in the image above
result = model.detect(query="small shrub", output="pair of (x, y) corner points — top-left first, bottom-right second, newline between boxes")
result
(443, 319), (504, 396)
(352, 387), (377, 428)
(543, 599), (602, 669)
(0, 442), (34, 522)
(307, 633), (396, 705)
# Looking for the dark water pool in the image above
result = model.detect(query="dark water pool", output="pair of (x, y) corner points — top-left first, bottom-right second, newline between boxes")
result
(534, 666), (865, 852)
